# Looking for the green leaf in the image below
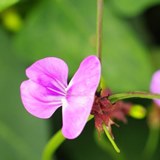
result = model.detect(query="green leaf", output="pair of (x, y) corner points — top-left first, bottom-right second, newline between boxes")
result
(14, 0), (95, 76)
(0, 27), (48, 160)
(14, 0), (153, 92)
(0, 0), (19, 12)
(102, 5), (153, 91)
(109, 0), (160, 17)
(150, 47), (160, 70)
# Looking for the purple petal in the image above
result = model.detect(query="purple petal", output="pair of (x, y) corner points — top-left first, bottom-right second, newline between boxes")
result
(20, 80), (63, 118)
(67, 55), (101, 95)
(62, 56), (101, 139)
(62, 96), (94, 139)
(150, 70), (160, 106)
(26, 57), (68, 94)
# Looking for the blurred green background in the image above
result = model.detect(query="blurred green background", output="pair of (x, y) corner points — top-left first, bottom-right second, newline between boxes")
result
(0, 0), (160, 159)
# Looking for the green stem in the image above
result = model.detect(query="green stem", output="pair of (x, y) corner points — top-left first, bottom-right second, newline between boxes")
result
(142, 128), (160, 160)
(42, 130), (65, 160)
(103, 125), (120, 153)
(94, 130), (126, 160)
(88, 114), (94, 121)
(108, 91), (160, 103)
(42, 116), (94, 160)
(97, 0), (103, 62)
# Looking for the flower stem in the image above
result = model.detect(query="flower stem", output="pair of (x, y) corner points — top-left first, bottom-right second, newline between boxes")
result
(94, 130), (126, 160)
(103, 125), (120, 153)
(142, 128), (160, 160)
(97, 0), (103, 62)
(42, 116), (94, 160)
(42, 130), (65, 160)
(108, 91), (160, 103)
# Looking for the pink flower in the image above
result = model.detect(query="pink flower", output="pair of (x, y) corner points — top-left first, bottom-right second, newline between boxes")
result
(20, 55), (101, 139)
(150, 70), (160, 106)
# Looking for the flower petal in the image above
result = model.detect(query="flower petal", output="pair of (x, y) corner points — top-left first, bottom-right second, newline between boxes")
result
(62, 96), (94, 139)
(150, 70), (160, 106)
(20, 80), (63, 118)
(62, 56), (101, 139)
(26, 57), (68, 95)
(67, 55), (101, 96)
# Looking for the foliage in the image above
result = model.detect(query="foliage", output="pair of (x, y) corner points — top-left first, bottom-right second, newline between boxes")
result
(0, 0), (160, 160)
(0, 0), (19, 11)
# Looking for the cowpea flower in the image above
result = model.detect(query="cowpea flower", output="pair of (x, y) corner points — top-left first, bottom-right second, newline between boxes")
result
(20, 55), (101, 139)
(150, 70), (160, 106)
